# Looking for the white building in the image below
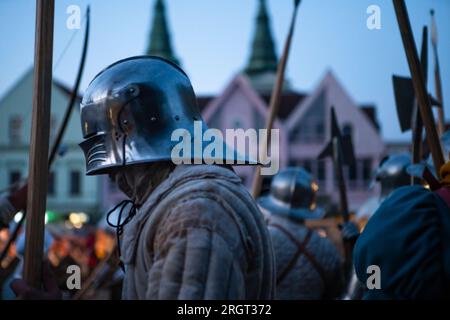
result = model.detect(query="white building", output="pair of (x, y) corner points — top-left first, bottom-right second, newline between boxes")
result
(0, 68), (100, 218)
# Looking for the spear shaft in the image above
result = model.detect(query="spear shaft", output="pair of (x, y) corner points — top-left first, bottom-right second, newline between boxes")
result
(393, 0), (444, 177)
(23, 0), (55, 288)
(251, 0), (301, 198)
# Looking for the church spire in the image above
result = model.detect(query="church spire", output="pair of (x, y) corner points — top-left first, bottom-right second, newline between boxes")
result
(245, 0), (278, 75)
(146, 0), (180, 65)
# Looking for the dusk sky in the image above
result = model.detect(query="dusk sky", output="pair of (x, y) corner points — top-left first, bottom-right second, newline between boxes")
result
(0, 0), (449, 141)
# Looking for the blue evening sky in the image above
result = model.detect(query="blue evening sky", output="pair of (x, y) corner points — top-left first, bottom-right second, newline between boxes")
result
(0, 0), (449, 141)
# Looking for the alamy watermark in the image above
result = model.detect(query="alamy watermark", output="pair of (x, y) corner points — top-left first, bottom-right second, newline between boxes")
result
(66, 265), (81, 290)
(366, 5), (381, 30)
(366, 264), (381, 290)
(66, 5), (81, 30)
(170, 121), (280, 176)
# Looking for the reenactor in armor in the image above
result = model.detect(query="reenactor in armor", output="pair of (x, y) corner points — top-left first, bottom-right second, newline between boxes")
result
(10, 56), (275, 300)
(74, 56), (274, 299)
(353, 134), (450, 299)
(258, 167), (352, 300)
(356, 152), (412, 223)
(346, 152), (413, 299)
(354, 163), (450, 299)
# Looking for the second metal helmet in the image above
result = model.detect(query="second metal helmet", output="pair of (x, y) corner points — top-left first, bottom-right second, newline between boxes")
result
(427, 130), (450, 168)
(375, 152), (411, 196)
(258, 167), (324, 221)
(79, 56), (249, 175)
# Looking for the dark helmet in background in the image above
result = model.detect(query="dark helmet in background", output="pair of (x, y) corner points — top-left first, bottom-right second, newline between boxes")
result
(375, 152), (412, 198)
(258, 167), (324, 221)
(79, 56), (247, 175)
(427, 130), (450, 167)
(407, 130), (450, 183)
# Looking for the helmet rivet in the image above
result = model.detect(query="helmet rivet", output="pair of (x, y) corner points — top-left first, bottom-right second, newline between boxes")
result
(123, 119), (128, 125)
(129, 87), (135, 93)
(150, 116), (157, 122)
(174, 115), (180, 121)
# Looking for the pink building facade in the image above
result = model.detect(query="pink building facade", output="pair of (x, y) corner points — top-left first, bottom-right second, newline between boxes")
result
(99, 0), (386, 213)
(200, 71), (386, 211)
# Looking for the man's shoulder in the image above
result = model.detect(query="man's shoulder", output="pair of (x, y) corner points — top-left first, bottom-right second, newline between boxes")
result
(147, 170), (257, 228)
(162, 167), (254, 213)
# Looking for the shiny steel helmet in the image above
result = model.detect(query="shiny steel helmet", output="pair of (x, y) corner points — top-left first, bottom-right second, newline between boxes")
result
(258, 167), (324, 221)
(80, 56), (248, 175)
(375, 152), (411, 197)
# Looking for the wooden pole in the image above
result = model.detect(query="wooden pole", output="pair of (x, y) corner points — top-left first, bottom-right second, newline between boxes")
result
(72, 242), (117, 300)
(0, 7), (90, 269)
(393, 0), (444, 177)
(251, 0), (301, 198)
(23, 0), (55, 289)
(411, 26), (427, 184)
(430, 10), (445, 135)
(434, 59), (445, 135)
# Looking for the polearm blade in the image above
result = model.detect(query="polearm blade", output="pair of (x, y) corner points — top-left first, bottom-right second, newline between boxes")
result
(23, 0), (55, 288)
(392, 75), (415, 133)
(392, 73), (439, 133)
(392, 26), (428, 135)
(393, 0), (444, 177)
(318, 107), (353, 222)
(251, 0), (301, 198)
(430, 9), (445, 135)
(333, 137), (350, 223)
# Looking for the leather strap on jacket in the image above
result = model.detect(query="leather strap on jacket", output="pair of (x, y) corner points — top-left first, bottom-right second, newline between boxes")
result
(270, 223), (327, 285)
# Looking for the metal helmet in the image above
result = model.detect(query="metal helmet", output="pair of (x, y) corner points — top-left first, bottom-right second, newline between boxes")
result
(375, 152), (411, 197)
(79, 56), (249, 175)
(258, 167), (324, 221)
(440, 130), (450, 161)
(426, 130), (450, 168)
(406, 130), (450, 183)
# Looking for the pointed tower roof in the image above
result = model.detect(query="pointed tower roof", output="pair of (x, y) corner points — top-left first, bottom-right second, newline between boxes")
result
(146, 0), (180, 65)
(245, 0), (278, 75)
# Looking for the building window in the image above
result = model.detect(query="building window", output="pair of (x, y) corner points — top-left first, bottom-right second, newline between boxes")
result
(348, 162), (357, 181)
(290, 91), (326, 143)
(317, 160), (326, 182)
(362, 158), (372, 183)
(9, 115), (22, 144)
(48, 171), (56, 196)
(9, 171), (21, 186)
(315, 123), (324, 136)
(340, 158), (373, 189)
(70, 170), (81, 196)
(342, 123), (353, 137)
(303, 160), (312, 174)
